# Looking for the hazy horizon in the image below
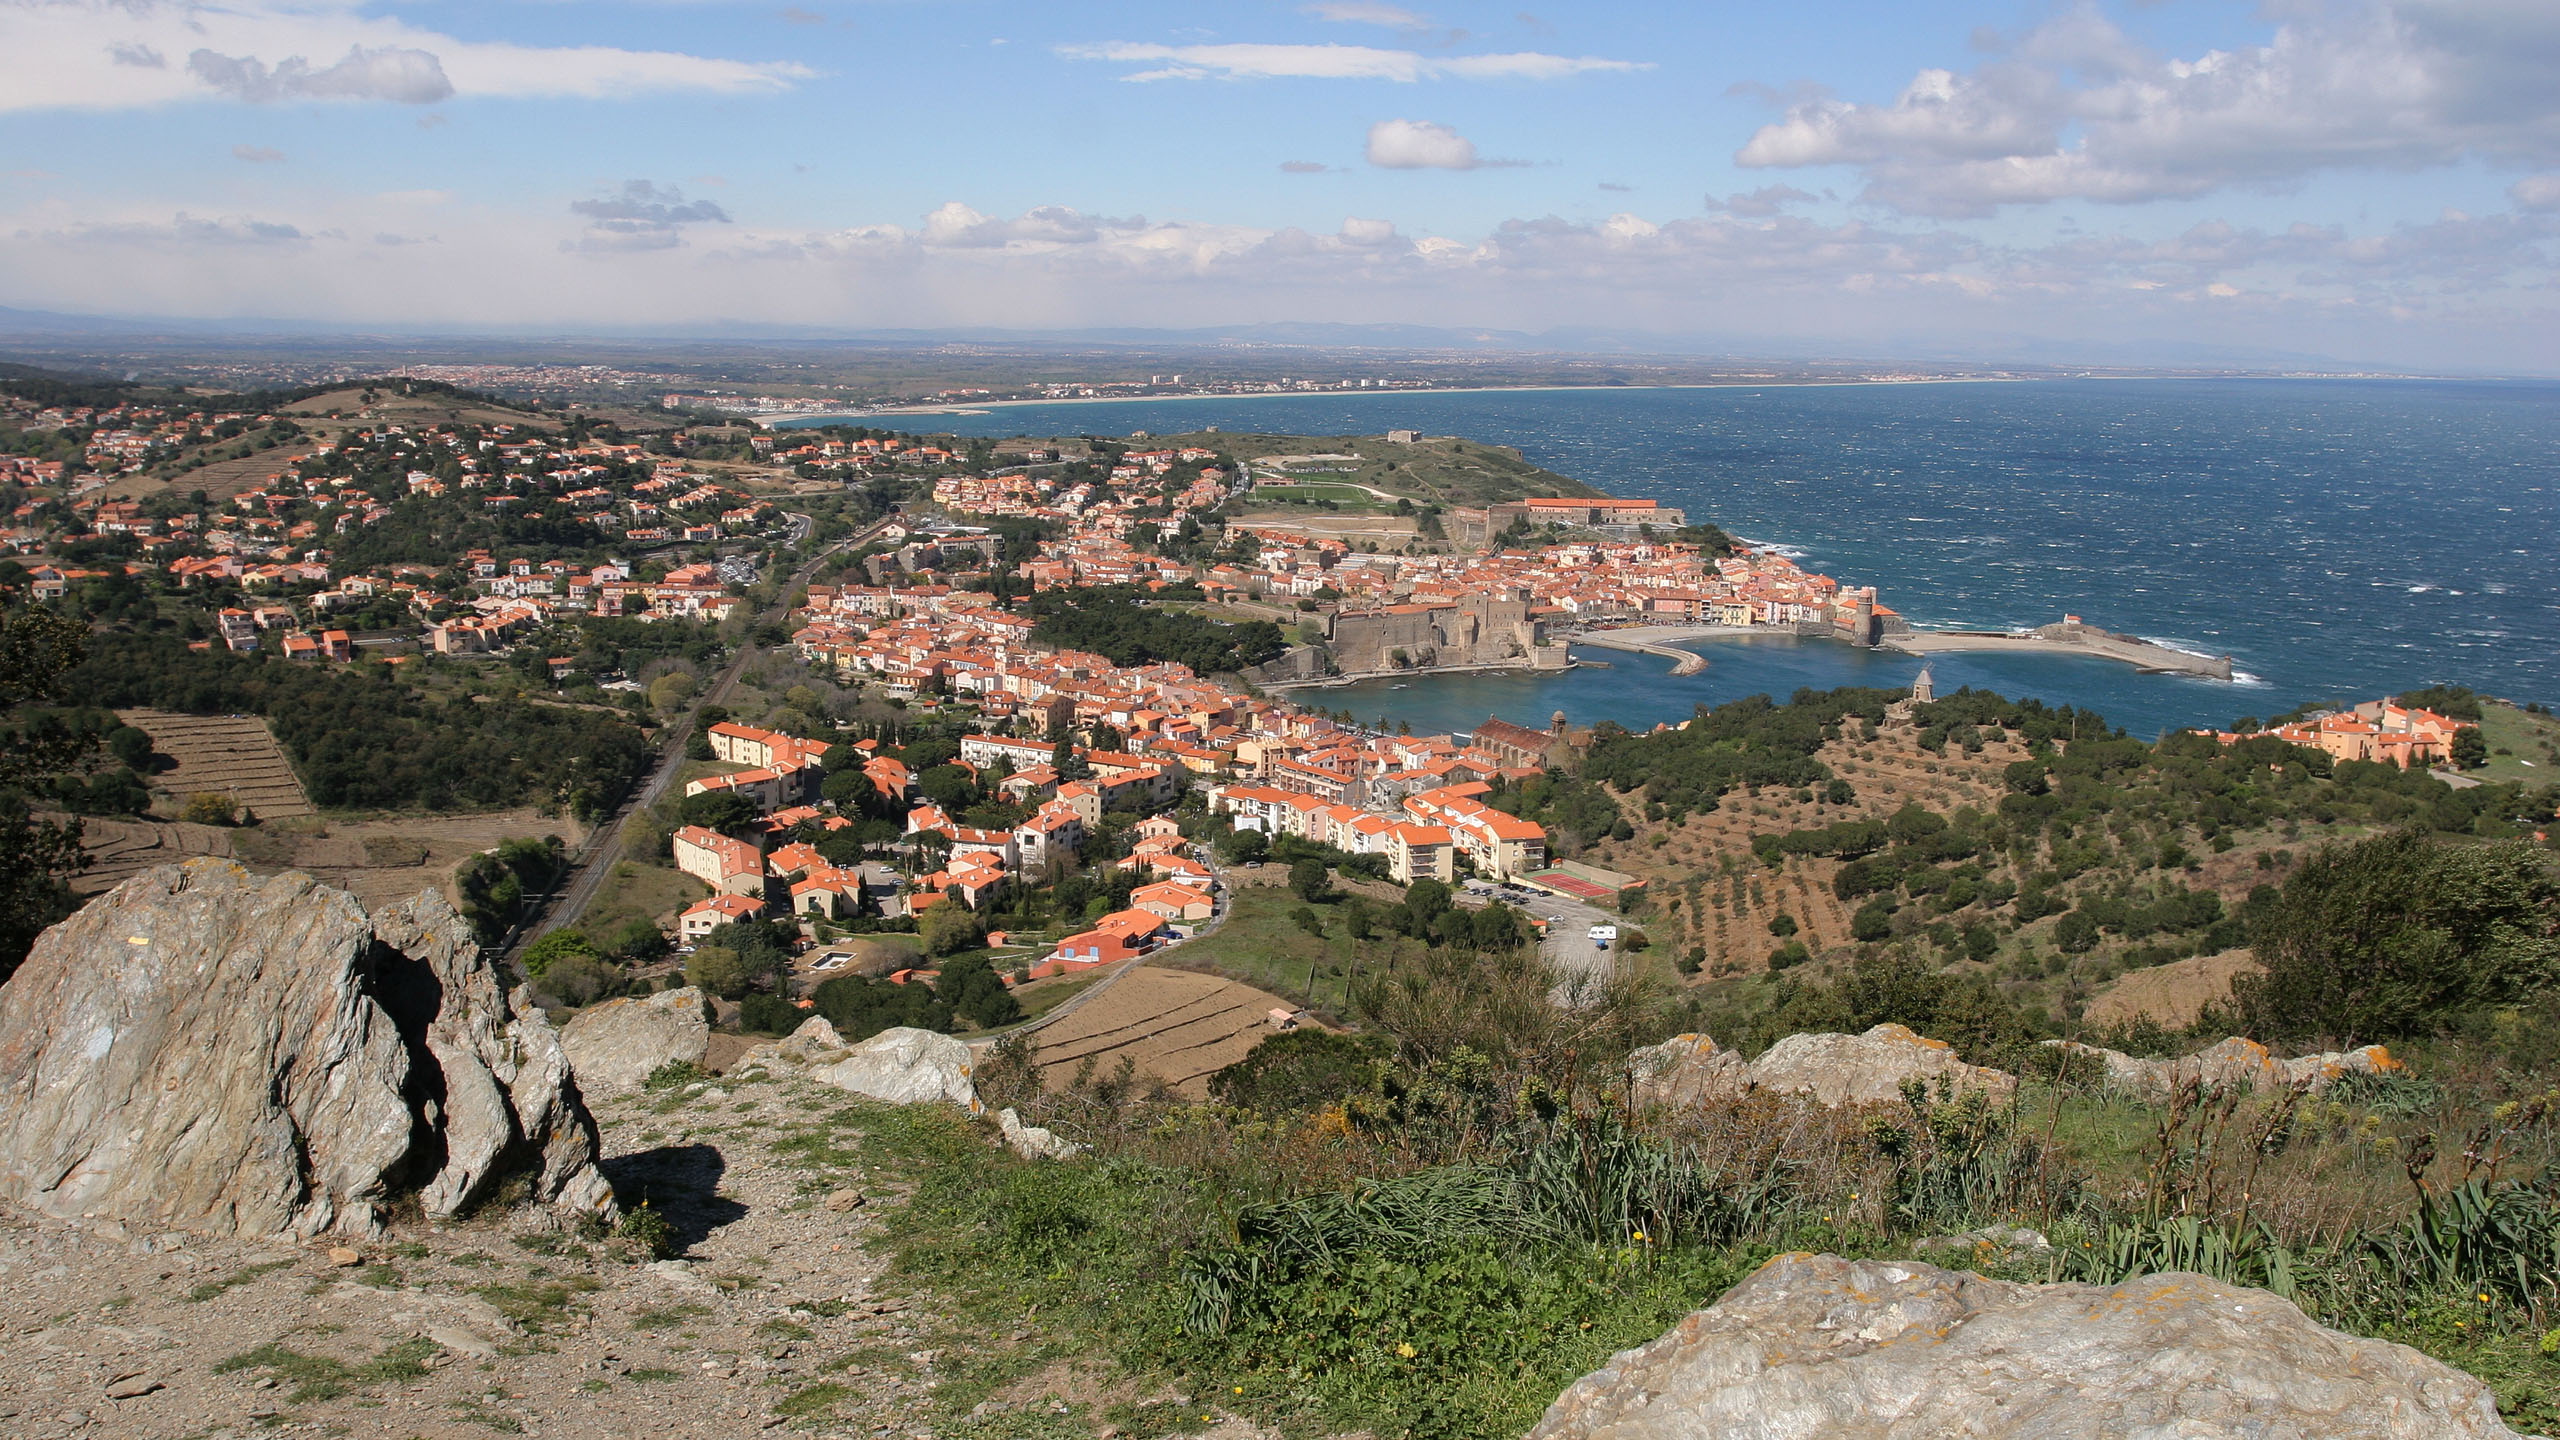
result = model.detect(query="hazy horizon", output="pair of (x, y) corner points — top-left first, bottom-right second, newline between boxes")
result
(3, 2), (2556, 372)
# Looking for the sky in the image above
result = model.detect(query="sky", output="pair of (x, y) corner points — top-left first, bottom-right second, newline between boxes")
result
(2, 0), (2557, 370)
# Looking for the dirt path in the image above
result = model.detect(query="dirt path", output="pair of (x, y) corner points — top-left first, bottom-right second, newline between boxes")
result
(0, 1078), (960, 1440)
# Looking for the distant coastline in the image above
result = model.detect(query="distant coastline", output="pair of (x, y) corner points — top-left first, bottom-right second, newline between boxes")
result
(763, 371), (2435, 427)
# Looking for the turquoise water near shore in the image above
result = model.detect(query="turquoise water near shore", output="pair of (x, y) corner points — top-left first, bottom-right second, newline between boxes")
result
(789, 379), (2560, 738)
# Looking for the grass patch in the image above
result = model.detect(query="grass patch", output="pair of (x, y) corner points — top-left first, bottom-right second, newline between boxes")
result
(773, 1382), (854, 1418)
(626, 1367), (682, 1382)
(474, 1275), (599, 1332)
(757, 1318), (815, 1341)
(214, 1338), (440, 1403)
(187, 1260), (290, 1303)
(1148, 885), (1371, 1009)
(631, 1303), (711, 1331)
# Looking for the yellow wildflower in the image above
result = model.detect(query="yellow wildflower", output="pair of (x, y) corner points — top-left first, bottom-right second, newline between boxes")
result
(1395, 1342), (1417, 1358)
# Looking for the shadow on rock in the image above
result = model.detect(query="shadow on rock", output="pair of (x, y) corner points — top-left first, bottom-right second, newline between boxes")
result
(602, 1144), (748, 1252)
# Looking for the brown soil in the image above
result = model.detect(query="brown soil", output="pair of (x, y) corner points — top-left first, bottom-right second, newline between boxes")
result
(2085, 949), (2261, 1031)
(1025, 967), (1296, 1097)
(76, 807), (586, 912)
(119, 710), (314, 820)
(68, 818), (237, 897)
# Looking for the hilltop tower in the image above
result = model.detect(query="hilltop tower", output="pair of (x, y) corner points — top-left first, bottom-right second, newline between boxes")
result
(1911, 665), (1935, 705)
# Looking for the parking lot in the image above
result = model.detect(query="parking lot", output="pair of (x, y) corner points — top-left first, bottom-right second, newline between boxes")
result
(1463, 880), (1623, 1000)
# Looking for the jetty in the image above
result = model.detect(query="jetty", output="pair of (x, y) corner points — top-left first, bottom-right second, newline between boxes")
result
(1573, 628), (1712, 675)
(1883, 616), (2234, 680)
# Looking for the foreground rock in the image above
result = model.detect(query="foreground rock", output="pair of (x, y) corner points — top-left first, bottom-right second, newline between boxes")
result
(813, 1026), (982, 1112)
(1531, 1252), (2520, 1440)
(734, 1014), (850, 1075)
(2046, 1036), (2402, 1102)
(1629, 1024), (2015, 1111)
(997, 1107), (1083, 1161)
(0, 860), (612, 1240)
(559, 986), (712, 1095)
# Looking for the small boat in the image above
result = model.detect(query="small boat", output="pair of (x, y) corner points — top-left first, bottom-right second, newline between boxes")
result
(1391, 683), (1410, 690)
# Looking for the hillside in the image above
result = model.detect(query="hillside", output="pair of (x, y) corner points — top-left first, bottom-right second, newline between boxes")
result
(1501, 684), (2559, 1042)
(1181, 430), (1605, 507)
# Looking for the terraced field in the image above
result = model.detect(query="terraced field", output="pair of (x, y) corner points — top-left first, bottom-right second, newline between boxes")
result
(117, 708), (313, 820)
(1024, 966), (1296, 1097)
(1580, 721), (2018, 976)
(69, 817), (236, 895)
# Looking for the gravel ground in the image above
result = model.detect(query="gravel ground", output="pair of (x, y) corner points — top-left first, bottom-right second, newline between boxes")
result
(0, 1070), (1244, 1440)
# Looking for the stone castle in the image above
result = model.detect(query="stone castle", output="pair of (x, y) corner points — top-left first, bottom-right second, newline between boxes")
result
(1324, 588), (1571, 676)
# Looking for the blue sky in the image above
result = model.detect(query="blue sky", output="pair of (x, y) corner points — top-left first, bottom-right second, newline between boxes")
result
(3, 1), (2556, 369)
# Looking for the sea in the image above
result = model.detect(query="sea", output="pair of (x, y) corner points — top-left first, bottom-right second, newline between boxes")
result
(784, 379), (2560, 740)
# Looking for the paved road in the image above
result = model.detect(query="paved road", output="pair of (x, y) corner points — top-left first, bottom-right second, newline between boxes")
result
(504, 516), (854, 960)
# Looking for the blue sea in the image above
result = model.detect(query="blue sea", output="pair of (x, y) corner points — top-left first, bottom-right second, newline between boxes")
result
(790, 380), (2560, 739)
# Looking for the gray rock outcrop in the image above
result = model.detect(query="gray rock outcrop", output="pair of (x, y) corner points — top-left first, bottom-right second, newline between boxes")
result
(734, 1015), (848, 1075)
(997, 1107), (1083, 1161)
(1626, 1033), (1747, 1110)
(0, 860), (614, 1241)
(1750, 1024), (2017, 1106)
(1629, 1024), (2015, 1111)
(2045, 1036), (2404, 1102)
(811, 1026), (981, 1112)
(559, 987), (711, 1095)
(1531, 1252), (2520, 1440)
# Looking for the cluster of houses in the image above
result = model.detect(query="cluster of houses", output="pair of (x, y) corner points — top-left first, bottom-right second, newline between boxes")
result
(664, 720), (1229, 982)
(2195, 698), (2473, 769)
(10, 411), (790, 657)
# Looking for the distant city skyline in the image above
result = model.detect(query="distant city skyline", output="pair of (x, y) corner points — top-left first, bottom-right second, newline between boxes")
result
(2, 1), (2555, 372)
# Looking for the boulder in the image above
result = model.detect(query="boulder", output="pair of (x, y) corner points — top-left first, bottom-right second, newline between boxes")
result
(560, 987), (711, 1095)
(735, 1015), (848, 1074)
(2044, 1037), (2403, 1102)
(1626, 1034), (1746, 1111)
(1530, 1252), (2521, 1440)
(811, 1026), (980, 1112)
(997, 1107), (1083, 1161)
(1746, 1024), (2016, 1108)
(0, 860), (613, 1241)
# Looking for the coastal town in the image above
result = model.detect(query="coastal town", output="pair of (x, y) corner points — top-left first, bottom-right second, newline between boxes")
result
(0, 377), (2499, 1025)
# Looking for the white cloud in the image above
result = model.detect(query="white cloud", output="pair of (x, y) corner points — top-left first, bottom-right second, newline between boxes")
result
(1338, 216), (1401, 245)
(1367, 118), (1478, 169)
(2516, 175), (2560, 210)
(1737, 0), (2560, 216)
(190, 46), (453, 105)
(0, 192), (2550, 370)
(1058, 41), (1644, 83)
(1705, 185), (1818, 217)
(1304, 2), (1431, 27)
(568, 180), (730, 252)
(232, 144), (288, 164)
(2, 0), (810, 113)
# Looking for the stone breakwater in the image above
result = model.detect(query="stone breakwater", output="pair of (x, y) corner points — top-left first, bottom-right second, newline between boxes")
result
(1886, 617), (2236, 681)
